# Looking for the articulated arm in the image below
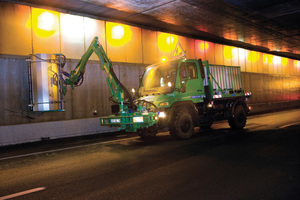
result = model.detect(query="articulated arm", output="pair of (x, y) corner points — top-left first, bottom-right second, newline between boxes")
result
(61, 36), (134, 110)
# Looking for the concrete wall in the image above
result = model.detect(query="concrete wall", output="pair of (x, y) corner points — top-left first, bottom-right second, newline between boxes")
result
(0, 118), (117, 146)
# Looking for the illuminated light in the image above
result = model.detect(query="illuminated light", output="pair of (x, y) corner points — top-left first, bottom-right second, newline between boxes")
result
(158, 112), (166, 118)
(282, 58), (288, 67)
(161, 56), (167, 62)
(213, 94), (222, 99)
(29, 9), (59, 38)
(264, 54), (273, 64)
(158, 33), (178, 52)
(248, 51), (259, 62)
(263, 54), (268, 63)
(38, 11), (55, 31)
(61, 14), (84, 42)
(84, 17), (98, 38)
(167, 82), (172, 87)
(294, 60), (300, 68)
(224, 46), (232, 60)
(106, 22), (132, 46)
(268, 55), (273, 64)
(200, 42), (209, 50)
(131, 88), (135, 93)
(166, 36), (174, 45)
(273, 56), (281, 65)
(133, 116), (144, 123)
(111, 25), (124, 39)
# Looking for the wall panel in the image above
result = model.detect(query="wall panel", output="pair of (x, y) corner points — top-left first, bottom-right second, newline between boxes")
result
(205, 42), (215, 64)
(106, 22), (127, 62)
(60, 13), (85, 59)
(32, 8), (60, 54)
(257, 52), (263, 73)
(195, 40), (206, 61)
(125, 26), (142, 63)
(245, 50), (252, 72)
(0, 2), (32, 55)
(84, 17), (106, 60)
(223, 45), (232, 66)
(142, 29), (158, 64)
(178, 36), (195, 59)
(214, 44), (224, 65)
(238, 48), (246, 72)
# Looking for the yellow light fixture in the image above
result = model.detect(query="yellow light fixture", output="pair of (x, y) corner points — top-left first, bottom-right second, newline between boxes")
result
(158, 33), (178, 52)
(106, 22), (132, 46)
(30, 9), (59, 38)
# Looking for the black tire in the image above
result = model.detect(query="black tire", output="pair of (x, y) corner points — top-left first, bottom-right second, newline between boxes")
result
(228, 105), (247, 129)
(169, 110), (194, 139)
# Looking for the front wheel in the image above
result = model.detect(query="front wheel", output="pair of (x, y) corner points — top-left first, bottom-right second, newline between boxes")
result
(169, 110), (194, 139)
(228, 105), (247, 129)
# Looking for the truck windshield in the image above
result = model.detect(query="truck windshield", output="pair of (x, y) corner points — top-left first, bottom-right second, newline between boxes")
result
(139, 61), (178, 96)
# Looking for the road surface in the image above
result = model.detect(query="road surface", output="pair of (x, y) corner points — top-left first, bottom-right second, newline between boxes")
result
(0, 109), (299, 200)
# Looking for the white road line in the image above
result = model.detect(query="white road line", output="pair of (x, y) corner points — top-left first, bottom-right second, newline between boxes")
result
(278, 122), (300, 129)
(0, 187), (46, 200)
(0, 136), (139, 161)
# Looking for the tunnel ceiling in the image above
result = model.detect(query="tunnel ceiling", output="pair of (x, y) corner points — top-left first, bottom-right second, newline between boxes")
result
(8, 0), (300, 59)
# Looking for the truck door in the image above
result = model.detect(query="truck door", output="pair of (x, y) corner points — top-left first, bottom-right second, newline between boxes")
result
(179, 61), (204, 98)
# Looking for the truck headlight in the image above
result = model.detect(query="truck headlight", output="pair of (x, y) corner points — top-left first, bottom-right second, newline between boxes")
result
(159, 102), (169, 107)
(158, 112), (166, 118)
(133, 116), (144, 123)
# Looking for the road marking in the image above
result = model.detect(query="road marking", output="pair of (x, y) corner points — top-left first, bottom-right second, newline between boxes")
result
(278, 122), (300, 129)
(0, 136), (139, 161)
(0, 187), (46, 200)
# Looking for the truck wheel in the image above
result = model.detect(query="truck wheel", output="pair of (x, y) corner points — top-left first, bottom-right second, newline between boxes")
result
(170, 110), (194, 139)
(228, 105), (247, 129)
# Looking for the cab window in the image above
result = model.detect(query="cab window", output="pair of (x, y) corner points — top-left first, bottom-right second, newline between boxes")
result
(186, 62), (197, 79)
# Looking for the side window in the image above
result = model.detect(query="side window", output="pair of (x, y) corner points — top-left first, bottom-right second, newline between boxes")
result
(186, 62), (197, 79)
(179, 63), (187, 82)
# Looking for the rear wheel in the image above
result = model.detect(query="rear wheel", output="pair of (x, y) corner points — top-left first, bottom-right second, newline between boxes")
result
(170, 110), (194, 139)
(228, 105), (247, 129)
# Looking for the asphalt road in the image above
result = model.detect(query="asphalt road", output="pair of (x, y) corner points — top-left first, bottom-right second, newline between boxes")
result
(0, 109), (300, 200)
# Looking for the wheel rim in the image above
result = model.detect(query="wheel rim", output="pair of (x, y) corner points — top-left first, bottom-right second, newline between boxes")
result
(180, 117), (191, 133)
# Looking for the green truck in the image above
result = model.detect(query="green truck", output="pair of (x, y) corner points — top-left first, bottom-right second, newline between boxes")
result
(136, 47), (252, 139)
(59, 37), (251, 140)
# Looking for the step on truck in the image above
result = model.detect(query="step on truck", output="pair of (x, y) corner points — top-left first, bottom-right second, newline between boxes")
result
(137, 44), (252, 139)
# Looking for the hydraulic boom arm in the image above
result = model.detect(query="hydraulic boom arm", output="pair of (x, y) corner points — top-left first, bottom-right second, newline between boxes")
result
(61, 36), (134, 110)
(60, 36), (158, 134)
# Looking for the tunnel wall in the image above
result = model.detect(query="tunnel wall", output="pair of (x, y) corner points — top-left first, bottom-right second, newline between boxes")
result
(0, 1), (299, 128)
